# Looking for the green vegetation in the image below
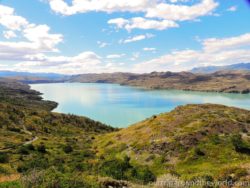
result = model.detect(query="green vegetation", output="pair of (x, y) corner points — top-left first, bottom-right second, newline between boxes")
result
(0, 79), (250, 187)
(95, 104), (250, 185)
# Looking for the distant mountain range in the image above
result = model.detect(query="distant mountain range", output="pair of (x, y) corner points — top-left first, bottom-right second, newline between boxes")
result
(1, 67), (250, 93)
(191, 63), (250, 73)
(0, 70), (67, 79)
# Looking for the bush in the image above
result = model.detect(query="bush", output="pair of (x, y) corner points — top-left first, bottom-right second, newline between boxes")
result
(37, 144), (46, 153)
(194, 148), (205, 156)
(135, 166), (156, 184)
(26, 144), (35, 151)
(18, 146), (29, 155)
(17, 156), (49, 173)
(63, 145), (73, 153)
(0, 153), (9, 163)
(100, 156), (156, 184)
(231, 134), (250, 154)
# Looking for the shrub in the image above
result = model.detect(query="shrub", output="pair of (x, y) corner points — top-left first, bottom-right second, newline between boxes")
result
(37, 144), (46, 153)
(0, 153), (9, 163)
(63, 145), (73, 153)
(194, 148), (205, 156)
(231, 134), (250, 154)
(135, 166), (156, 184)
(17, 156), (49, 172)
(18, 146), (29, 155)
(100, 156), (156, 184)
(26, 144), (35, 151)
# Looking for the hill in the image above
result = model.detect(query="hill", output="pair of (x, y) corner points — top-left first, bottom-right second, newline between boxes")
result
(0, 79), (117, 187)
(0, 71), (69, 84)
(70, 71), (250, 94)
(2, 70), (250, 94)
(0, 71), (67, 79)
(191, 63), (250, 73)
(0, 79), (250, 187)
(95, 104), (250, 185)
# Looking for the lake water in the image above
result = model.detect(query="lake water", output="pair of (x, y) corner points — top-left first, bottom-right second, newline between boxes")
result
(30, 83), (250, 128)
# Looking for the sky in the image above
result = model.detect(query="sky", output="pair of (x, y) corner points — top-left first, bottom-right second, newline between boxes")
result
(0, 0), (250, 74)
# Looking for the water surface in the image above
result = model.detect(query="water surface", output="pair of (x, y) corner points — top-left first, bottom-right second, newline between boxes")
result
(30, 83), (250, 127)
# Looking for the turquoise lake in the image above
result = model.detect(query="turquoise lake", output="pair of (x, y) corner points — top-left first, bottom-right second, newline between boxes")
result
(30, 83), (250, 128)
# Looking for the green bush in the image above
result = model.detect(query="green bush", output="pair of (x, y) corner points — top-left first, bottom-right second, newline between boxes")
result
(18, 146), (29, 155)
(0, 153), (8, 163)
(231, 134), (250, 154)
(37, 144), (46, 153)
(135, 166), (156, 183)
(63, 145), (73, 153)
(100, 156), (156, 184)
(17, 156), (49, 173)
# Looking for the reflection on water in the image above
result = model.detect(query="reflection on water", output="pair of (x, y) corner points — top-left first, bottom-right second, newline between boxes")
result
(30, 83), (250, 128)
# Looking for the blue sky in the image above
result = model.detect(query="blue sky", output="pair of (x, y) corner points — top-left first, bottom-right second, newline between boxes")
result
(0, 0), (250, 74)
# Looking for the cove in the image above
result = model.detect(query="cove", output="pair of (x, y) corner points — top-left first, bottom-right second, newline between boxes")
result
(30, 83), (250, 128)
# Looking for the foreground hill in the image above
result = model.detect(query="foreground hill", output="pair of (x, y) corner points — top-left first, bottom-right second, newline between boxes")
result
(191, 63), (250, 74)
(70, 71), (250, 94)
(0, 79), (250, 187)
(95, 104), (250, 185)
(0, 79), (117, 187)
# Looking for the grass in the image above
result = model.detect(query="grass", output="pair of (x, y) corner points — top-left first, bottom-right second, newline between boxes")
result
(0, 79), (250, 187)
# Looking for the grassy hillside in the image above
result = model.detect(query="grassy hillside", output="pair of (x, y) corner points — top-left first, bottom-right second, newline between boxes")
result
(0, 79), (117, 187)
(0, 79), (250, 187)
(95, 104), (250, 185)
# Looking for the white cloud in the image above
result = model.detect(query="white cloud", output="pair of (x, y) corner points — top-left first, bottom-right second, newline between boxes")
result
(3, 30), (17, 39)
(48, 0), (154, 15)
(133, 32), (250, 72)
(108, 18), (129, 28)
(143, 47), (156, 51)
(0, 4), (127, 74)
(227, 6), (237, 12)
(97, 41), (109, 48)
(106, 54), (125, 59)
(203, 33), (250, 52)
(0, 5), (28, 30)
(48, 0), (218, 31)
(23, 25), (63, 52)
(48, 0), (219, 24)
(120, 33), (154, 44)
(0, 5), (63, 56)
(0, 4), (64, 64)
(146, 0), (218, 21)
(108, 17), (179, 31)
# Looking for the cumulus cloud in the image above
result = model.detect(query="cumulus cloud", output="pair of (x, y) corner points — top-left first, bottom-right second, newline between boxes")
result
(145, 0), (218, 21)
(3, 30), (17, 39)
(0, 5), (28, 30)
(133, 32), (250, 72)
(0, 4), (126, 74)
(120, 33), (154, 44)
(0, 4), (63, 60)
(108, 17), (179, 31)
(48, 0), (218, 31)
(48, 0), (154, 15)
